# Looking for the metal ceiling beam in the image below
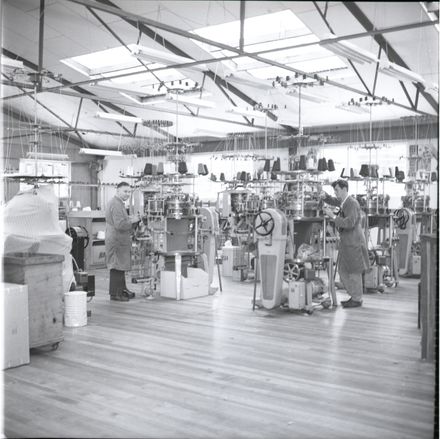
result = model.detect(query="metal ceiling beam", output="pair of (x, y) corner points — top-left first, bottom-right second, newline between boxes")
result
(1, 79), (282, 131)
(239, 1), (246, 52)
(2, 72), (89, 146)
(2, 18), (436, 104)
(2, 48), (177, 142)
(66, 0), (436, 117)
(2, 105), (86, 150)
(86, 5), (197, 123)
(37, 0), (45, 92)
(312, 1), (371, 95)
(343, 1), (438, 113)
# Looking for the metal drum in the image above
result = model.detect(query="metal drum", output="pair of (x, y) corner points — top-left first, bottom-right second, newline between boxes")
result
(260, 196), (275, 210)
(146, 197), (165, 216)
(245, 194), (260, 214)
(274, 192), (285, 210)
(303, 199), (320, 217)
(165, 194), (190, 218)
(414, 196), (430, 212)
(231, 192), (247, 214)
(284, 193), (303, 218)
(367, 198), (378, 215)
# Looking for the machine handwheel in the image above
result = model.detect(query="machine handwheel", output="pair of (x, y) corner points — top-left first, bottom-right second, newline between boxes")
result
(283, 262), (301, 282)
(253, 211), (275, 236)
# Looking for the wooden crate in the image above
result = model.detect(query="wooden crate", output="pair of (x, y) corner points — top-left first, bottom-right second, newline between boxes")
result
(3, 253), (64, 349)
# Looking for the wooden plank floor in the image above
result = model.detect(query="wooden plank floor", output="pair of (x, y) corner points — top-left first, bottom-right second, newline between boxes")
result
(3, 269), (435, 438)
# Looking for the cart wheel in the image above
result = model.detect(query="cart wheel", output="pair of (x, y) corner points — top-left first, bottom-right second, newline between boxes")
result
(51, 342), (60, 351)
(377, 284), (385, 293)
(283, 261), (301, 282)
(306, 309), (314, 315)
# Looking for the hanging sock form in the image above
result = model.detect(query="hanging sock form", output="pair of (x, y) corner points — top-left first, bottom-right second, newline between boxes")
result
(298, 155), (307, 170)
(220, 172), (225, 181)
(270, 172), (277, 180)
(240, 171), (247, 181)
(327, 159), (335, 172)
(210, 173), (217, 181)
(203, 164), (209, 176)
(156, 162), (164, 175)
(263, 159), (271, 172)
(350, 168), (355, 178)
(178, 161), (188, 174)
(431, 171), (437, 182)
(198, 163), (205, 175)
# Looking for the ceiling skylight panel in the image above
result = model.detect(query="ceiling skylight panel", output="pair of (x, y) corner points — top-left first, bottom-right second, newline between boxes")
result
(243, 34), (319, 54)
(288, 56), (348, 73)
(191, 10), (312, 51)
(61, 44), (141, 77)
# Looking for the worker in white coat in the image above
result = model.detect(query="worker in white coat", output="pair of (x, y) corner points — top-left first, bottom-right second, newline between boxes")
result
(105, 182), (140, 301)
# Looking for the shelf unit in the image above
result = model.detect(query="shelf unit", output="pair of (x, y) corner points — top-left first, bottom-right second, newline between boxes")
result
(67, 211), (107, 270)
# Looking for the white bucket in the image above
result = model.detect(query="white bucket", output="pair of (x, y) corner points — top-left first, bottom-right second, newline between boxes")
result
(64, 290), (87, 327)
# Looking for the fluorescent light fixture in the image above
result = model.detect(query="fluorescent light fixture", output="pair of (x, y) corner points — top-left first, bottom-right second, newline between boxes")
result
(95, 111), (143, 124)
(26, 152), (69, 160)
(131, 45), (207, 71)
(166, 93), (216, 109)
(119, 92), (168, 106)
(286, 88), (328, 103)
(335, 104), (369, 114)
(225, 72), (274, 90)
(225, 106), (267, 119)
(1, 55), (24, 69)
(379, 59), (425, 84)
(193, 128), (227, 137)
(79, 148), (137, 158)
(320, 33), (378, 65)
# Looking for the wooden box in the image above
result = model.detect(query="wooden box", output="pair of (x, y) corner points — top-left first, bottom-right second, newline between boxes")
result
(3, 253), (64, 349)
(2, 283), (30, 369)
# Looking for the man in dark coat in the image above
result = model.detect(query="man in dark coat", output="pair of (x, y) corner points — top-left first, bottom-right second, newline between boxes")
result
(105, 182), (140, 301)
(320, 179), (370, 308)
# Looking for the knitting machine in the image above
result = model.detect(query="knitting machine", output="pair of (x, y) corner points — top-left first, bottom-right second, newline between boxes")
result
(252, 208), (336, 313)
(132, 178), (219, 299)
(393, 207), (421, 277)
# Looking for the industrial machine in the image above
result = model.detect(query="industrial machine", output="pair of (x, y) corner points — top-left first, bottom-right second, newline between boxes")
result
(394, 207), (420, 277)
(132, 175), (220, 300)
(253, 208), (288, 309)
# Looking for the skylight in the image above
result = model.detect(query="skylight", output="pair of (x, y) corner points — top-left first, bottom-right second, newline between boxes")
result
(191, 9), (347, 78)
(61, 44), (194, 95)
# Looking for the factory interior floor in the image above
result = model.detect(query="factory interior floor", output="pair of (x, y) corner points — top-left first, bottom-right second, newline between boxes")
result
(3, 269), (436, 439)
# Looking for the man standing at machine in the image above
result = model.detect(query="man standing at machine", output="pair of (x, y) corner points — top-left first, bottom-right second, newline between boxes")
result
(320, 179), (370, 308)
(106, 182), (140, 301)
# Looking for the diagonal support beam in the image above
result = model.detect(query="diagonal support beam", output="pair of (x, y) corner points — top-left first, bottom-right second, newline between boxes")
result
(399, 81), (415, 110)
(343, 1), (438, 113)
(93, 0), (278, 122)
(312, 1), (371, 95)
